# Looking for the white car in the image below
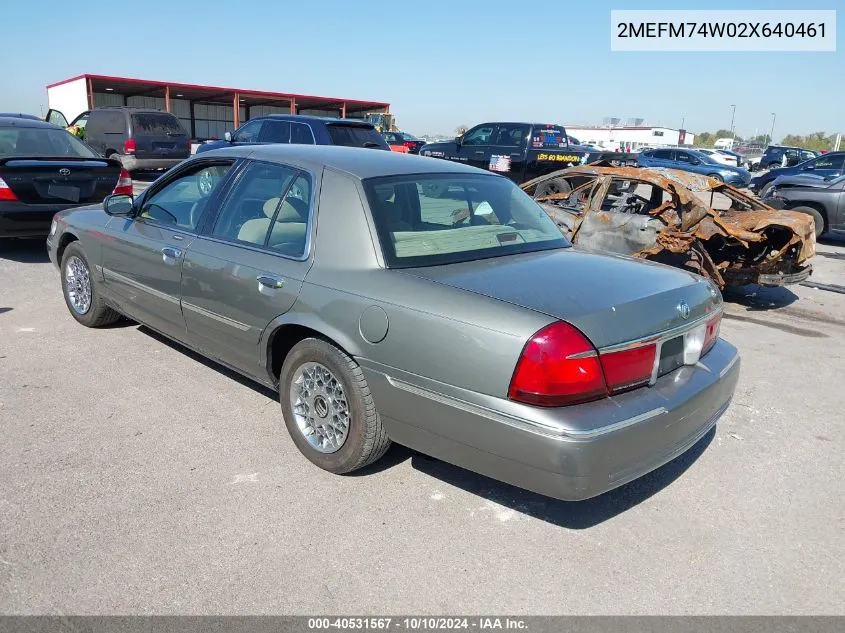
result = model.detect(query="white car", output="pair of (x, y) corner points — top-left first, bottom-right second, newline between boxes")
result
(694, 148), (739, 167)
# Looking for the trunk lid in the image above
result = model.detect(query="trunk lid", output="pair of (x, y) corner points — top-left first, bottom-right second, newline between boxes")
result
(402, 248), (720, 349)
(0, 157), (121, 205)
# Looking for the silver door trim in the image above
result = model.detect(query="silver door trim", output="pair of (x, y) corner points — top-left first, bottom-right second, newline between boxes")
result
(181, 301), (252, 332)
(102, 267), (179, 305)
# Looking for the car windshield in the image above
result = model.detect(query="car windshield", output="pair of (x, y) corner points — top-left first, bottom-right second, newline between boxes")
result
(327, 124), (388, 149)
(363, 173), (569, 267)
(0, 125), (99, 158)
(401, 132), (421, 141)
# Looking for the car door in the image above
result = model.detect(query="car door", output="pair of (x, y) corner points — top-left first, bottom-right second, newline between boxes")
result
(456, 124), (496, 171)
(486, 123), (529, 184)
(101, 159), (236, 339)
(834, 179), (845, 232)
(180, 160), (314, 377)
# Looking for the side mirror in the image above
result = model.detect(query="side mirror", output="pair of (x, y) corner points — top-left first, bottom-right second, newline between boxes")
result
(224, 131), (232, 142)
(103, 193), (135, 216)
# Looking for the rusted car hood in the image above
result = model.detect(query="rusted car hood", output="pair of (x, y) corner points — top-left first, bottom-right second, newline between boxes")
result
(521, 164), (815, 288)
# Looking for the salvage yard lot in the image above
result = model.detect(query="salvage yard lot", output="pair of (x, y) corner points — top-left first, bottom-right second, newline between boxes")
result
(1, 239), (844, 614)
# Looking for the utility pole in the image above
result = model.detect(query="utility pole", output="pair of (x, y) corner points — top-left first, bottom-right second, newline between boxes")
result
(730, 105), (736, 139)
(681, 115), (685, 129)
(770, 113), (776, 144)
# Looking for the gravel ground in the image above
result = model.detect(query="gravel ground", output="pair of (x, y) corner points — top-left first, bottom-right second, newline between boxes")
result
(1, 237), (843, 615)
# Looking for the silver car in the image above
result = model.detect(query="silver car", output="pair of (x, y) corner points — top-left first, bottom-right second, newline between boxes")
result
(47, 145), (740, 501)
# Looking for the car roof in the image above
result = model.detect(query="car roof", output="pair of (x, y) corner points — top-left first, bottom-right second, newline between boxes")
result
(0, 112), (42, 121)
(0, 116), (60, 128)
(247, 114), (375, 126)
(199, 144), (493, 179)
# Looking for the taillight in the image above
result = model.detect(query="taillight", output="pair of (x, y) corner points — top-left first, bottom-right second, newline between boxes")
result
(600, 343), (657, 393)
(124, 138), (136, 154)
(0, 177), (18, 201)
(702, 311), (722, 355)
(508, 322), (607, 407)
(403, 141), (413, 147)
(112, 169), (133, 196)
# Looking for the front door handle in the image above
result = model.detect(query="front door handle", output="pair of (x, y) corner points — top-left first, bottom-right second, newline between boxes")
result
(256, 274), (285, 290)
(474, 150), (485, 155)
(161, 247), (182, 264)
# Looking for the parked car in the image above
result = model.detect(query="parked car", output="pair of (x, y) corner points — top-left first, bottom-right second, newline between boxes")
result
(420, 121), (637, 198)
(0, 113), (42, 121)
(195, 114), (390, 154)
(637, 148), (752, 187)
(381, 132), (409, 153)
(382, 131), (426, 154)
(522, 163), (815, 288)
(758, 145), (818, 170)
(46, 145), (739, 502)
(749, 151), (845, 198)
(694, 148), (738, 167)
(762, 173), (845, 238)
(0, 115), (131, 239)
(46, 107), (190, 173)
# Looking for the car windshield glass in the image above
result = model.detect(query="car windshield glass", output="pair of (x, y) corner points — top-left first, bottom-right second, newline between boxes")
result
(131, 113), (186, 136)
(400, 132), (421, 141)
(0, 126), (99, 158)
(327, 124), (387, 148)
(363, 173), (569, 267)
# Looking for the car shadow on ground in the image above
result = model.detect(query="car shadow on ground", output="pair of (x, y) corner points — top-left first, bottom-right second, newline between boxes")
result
(406, 429), (715, 529)
(721, 284), (799, 311)
(135, 323), (715, 527)
(0, 239), (50, 263)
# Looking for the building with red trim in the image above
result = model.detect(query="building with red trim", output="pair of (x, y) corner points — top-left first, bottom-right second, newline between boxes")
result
(46, 74), (391, 140)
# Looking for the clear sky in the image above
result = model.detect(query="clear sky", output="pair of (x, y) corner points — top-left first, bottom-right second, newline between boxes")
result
(4, 0), (841, 140)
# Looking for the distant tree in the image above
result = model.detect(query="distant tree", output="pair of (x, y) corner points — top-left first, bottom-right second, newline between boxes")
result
(713, 129), (733, 139)
(751, 134), (771, 145)
(455, 124), (468, 136)
(696, 132), (715, 147)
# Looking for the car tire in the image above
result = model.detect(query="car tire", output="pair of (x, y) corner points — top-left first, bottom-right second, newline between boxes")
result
(60, 242), (121, 327)
(280, 337), (391, 474)
(707, 173), (724, 183)
(757, 182), (775, 199)
(789, 206), (826, 239)
(533, 177), (571, 199)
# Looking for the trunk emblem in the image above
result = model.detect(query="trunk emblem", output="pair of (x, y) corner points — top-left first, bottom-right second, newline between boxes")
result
(59, 168), (71, 176)
(677, 301), (691, 320)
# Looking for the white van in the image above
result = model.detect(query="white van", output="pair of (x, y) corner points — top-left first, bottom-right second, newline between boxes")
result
(714, 138), (736, 150)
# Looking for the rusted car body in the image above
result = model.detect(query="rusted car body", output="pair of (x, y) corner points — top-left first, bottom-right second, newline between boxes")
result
(521, 164), (815, 288)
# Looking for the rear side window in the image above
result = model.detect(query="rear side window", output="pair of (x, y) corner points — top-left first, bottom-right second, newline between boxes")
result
(653, 149), (674, 160)
(327, 124), (388, 149)
(131, 113), (186, 136)
(290, 122), (315, 144)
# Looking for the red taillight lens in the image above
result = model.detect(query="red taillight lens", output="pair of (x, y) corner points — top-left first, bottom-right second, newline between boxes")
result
(0, 177), (18, 201)
(508, 322), (608, 407)
(702, 312), (722, 355)
(403, 141), (413, 147)
(124, 138), (136, 154)
(599, 344), (657, 393)
(112, 169), (133, 196)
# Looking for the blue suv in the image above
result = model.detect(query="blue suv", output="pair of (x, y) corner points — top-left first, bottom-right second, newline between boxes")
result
(195, 114), (390, 154)
(637, 148), (752, 187)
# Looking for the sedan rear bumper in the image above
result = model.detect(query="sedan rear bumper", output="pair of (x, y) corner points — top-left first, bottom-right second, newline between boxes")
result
(0, 202), (67, 238)
(362, 338), (740, 501)
(119, 156), (186, 172)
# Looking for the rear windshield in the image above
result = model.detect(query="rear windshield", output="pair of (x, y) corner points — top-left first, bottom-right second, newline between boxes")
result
(530, 125), (568, 149)
(327, 124), (388, 149)
(0, 125), (99, 158)
(363, 173), (569, 267)
(131, 113), (186, 136)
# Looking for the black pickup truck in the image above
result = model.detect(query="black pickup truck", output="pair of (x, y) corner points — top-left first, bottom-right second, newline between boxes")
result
(420, 121), (636, 196)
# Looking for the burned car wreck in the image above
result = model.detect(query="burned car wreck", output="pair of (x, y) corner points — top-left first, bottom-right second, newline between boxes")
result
(521, 164), (815, 288)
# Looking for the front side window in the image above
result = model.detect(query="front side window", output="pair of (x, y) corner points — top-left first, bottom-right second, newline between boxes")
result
(0, 126), (99, 158)
(139, 162), (233, 231)
(676, 152), (693, 164)
(363, 174), (568, 267)
(233, 119), (262, 143)
(259, 120), (290, 143)
(461, 125), (494, 146)
(211, 161), (311, 258)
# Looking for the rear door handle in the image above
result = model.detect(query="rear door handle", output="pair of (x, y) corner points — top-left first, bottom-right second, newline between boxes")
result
(256, 274), (285, 290)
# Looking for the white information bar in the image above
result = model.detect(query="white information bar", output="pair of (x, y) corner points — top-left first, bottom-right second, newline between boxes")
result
(611, 10), (836, 52)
